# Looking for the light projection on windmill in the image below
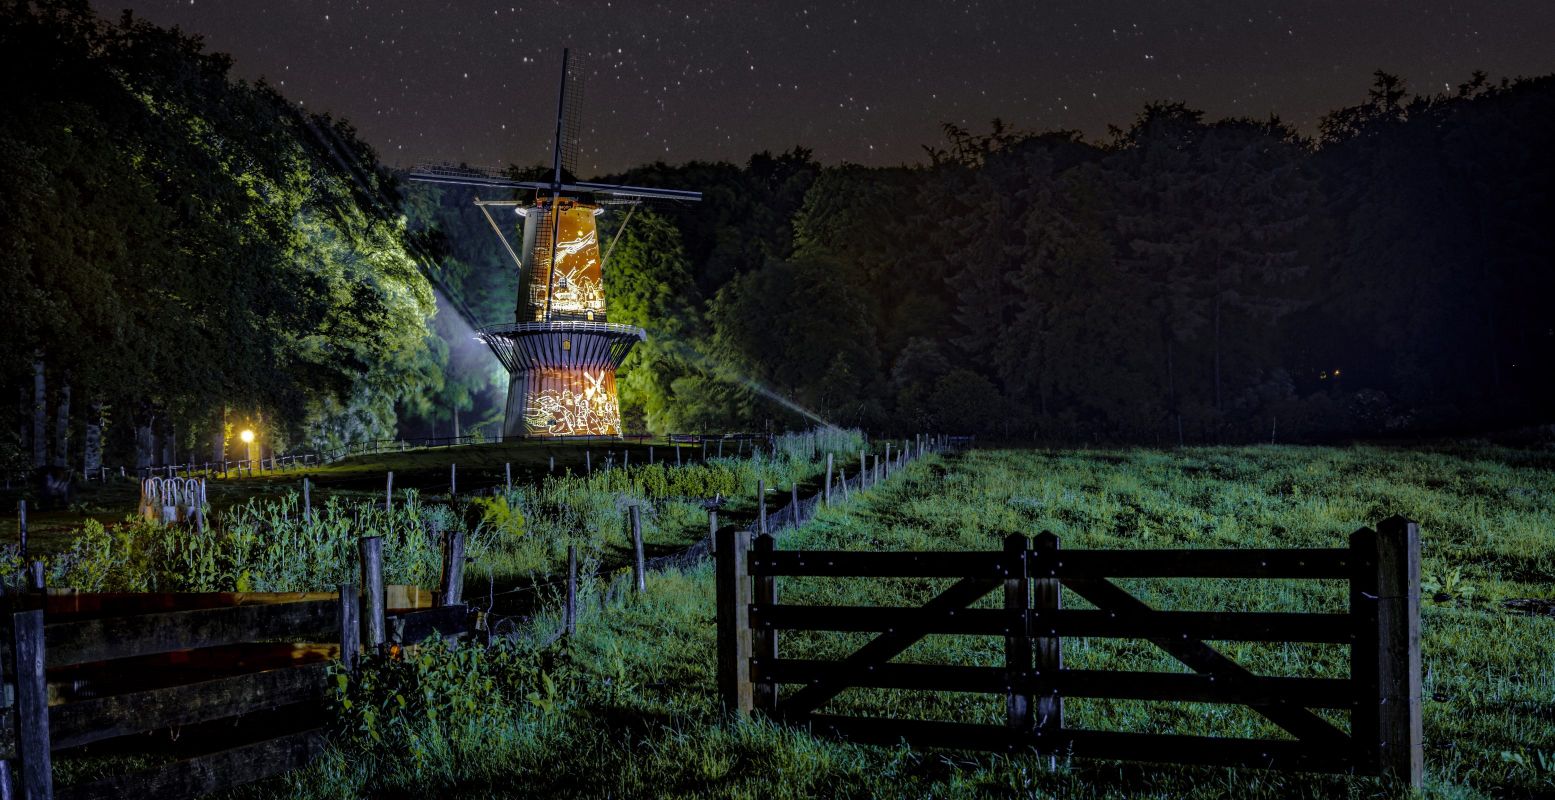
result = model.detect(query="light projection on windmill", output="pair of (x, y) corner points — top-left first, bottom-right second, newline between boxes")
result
(405, 48), (701, 440)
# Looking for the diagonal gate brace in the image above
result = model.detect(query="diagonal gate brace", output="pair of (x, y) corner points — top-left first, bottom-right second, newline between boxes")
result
(778, 577), (1002, 718)
(1061, 577), (1350, 748)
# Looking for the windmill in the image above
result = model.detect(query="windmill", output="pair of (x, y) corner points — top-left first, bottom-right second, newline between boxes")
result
(410, 49), (700, 439)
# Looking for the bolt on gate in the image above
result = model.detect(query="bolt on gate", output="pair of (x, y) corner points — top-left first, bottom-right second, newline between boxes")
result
(715, 516), (1422, 789)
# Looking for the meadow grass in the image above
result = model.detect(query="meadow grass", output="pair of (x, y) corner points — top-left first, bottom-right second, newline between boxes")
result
(267, 443), (1555, 799)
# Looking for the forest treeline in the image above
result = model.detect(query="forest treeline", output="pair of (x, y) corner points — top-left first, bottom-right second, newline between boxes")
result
(6, 2), (1554, 474)
(420, 73), (1555, 444)
(2, 1), (445, 471)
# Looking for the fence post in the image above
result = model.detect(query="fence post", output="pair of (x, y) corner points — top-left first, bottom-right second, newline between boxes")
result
(824, 454), (833, 506)
(839, 467), (849, 503)
(1003, 533), (1033, 734)
(790, 481), (799, 526)
(715, 526), (754, 714)
(1033, 531), (1063, 757)
(505, 462), (512, 492)
(859, 451), (866, 489)
(11, 609), (51, 800)
(359, 537), (385, 652)
(757, 479), (767, 535)
(17, 500), (27, 561)
(450, 463), (457, 498)
(707, 509), (719, 554)
(338, 583), (360, 673)
(630, 505), (646, 593)
(384, 471), (393, 513)
(302, 477), (312, 524)
(649, 445), (654, 465)
(440, 529), (465, 607)
(752, 533), (778, 713)
(1374, 517), (1424, 789)
(565, 544), (578, 636)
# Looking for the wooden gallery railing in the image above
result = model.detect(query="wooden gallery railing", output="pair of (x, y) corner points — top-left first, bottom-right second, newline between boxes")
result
(715, 516), (1423, 789)
(0, 536), (472, 800)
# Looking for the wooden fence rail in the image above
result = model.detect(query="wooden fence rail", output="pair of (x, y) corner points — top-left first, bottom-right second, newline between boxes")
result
(716, 516), (1423, 789)
(1, 580), (470, 800)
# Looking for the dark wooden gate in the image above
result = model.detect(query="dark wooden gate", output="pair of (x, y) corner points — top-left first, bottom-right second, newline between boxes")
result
(715, 517), (1422, 789)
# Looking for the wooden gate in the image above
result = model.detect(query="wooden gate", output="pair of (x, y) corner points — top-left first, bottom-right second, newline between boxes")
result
(715, 517), (1422, 788)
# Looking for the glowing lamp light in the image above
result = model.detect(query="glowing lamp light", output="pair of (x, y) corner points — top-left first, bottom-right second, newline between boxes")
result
(240, 429), (255, 444)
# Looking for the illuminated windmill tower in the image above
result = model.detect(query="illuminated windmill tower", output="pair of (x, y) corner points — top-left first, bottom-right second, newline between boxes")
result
(411, 50), (700, 438)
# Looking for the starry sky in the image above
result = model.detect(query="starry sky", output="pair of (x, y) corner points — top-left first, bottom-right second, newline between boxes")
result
(91, 1), (1555, 176)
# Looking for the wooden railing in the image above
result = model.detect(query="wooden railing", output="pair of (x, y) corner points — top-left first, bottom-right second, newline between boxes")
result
(715, 517), (1423, 789)
(1, 537), (473, 800)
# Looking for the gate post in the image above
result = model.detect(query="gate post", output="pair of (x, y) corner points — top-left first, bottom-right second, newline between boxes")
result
(1003, 533), (1033, 734)
(752, 534), (778, 713)
(716, 526), (754, 714)
(1375, 517), (1424, 789)
(1033, 531), (1064, 752)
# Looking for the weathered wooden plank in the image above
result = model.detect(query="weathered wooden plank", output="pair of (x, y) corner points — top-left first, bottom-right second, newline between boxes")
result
(1032, 531), (1063, 742)
(755, 660), (1355, 708)
(1003, 534), (1032, 731)
(390, 605), (469, 645)
(715, 527), (753, 714)
(40, 588), (428, 621)
(48, 663), (329, 751)
(751, 547), (1350, 580)
(1052, 549), (1353, 579)
(56, 727), (326, 800)
(1374, 516), (1423, 789)
(44, 600), (338, 668)
(752, 605), (1353, 642)
(752, 534), (778, 713)
(748, 550), (1009, 578)
(13, 610), (52, 800)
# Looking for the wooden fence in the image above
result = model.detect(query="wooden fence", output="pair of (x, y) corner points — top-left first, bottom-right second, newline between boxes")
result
(715, 516), (1423, 789)
(0, 538), (472, 800)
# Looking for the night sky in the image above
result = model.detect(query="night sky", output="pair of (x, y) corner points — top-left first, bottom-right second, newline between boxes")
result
(91, 1), (1555, 176)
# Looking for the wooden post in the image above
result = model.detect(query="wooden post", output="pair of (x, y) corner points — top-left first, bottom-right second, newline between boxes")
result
(649, 445), (654, 465)
(359, 537), (385, 651)
(1373, 517), (1424, 789)
(718, 439), (723, 458)
(1033, 531), (1063, 755)
(1004, 533), (1033, 733)
(17, 499), (26, 561)
(873, 454), (881, 486)
(450, 463), (457, 497)
(715, 526), (753, 714)
(790, 481), (799, 526)
(823, 454), (833, 506)
(885, 442), (892, 474)
(630, 505), (646, 593)
(384, 471), (393, 512)
(440, 529), (465, 607)
(549, 454), (555, 473)
(707, 509), (719, 554)
(12, 609), (51, 800)
(565, 544), (578, 635)
(839, 467), (849, 502)
(676, 446), (682, 467)
(505, 462), (512, 492)
(27, 561), (44, 593)
(338, 583), (360, 673)
(586, 450), (592, 474)
(752, 533), (778, 712)
(757, 479), (767, 535)
(302, 477), (312, 524)
(859, 450), (867, 489)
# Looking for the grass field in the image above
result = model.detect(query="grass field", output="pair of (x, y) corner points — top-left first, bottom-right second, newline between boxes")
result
(261, 443), (1555, 799)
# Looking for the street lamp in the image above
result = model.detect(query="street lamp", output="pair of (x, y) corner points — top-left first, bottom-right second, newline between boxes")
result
(240, 429), (255, 469)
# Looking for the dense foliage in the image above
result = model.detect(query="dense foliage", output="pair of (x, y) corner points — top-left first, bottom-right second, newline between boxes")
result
(1, 1), (441, 472)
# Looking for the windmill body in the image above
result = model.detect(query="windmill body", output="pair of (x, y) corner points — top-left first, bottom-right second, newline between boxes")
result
(411, 50), (700, 439)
